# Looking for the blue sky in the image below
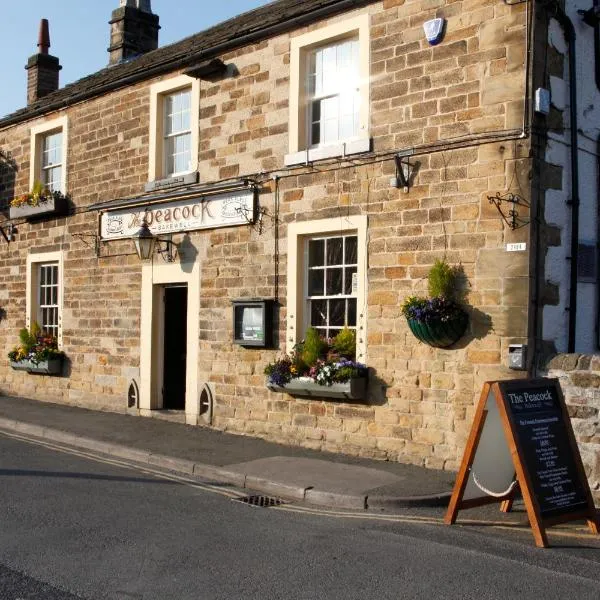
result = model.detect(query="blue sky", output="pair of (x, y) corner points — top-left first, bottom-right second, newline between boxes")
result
(0, 0), (272, 117)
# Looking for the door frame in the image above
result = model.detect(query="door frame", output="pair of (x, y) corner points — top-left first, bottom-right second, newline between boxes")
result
(139, 257), (200, 424)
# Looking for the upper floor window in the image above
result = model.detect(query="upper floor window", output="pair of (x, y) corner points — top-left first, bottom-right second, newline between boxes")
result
(41, 131), (63, 192)
(308, 39), (360, 148)
(286, 13), (370, 167)
(163, 89), (192, 177)
(149, 75), (199, 182)
(30, 116), (68, 194)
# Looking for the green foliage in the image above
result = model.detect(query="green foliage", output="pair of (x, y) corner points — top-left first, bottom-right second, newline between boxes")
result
(8, 322), (65, 364)
(331, 327), (356, 360)
(427, 259), (456, 299)
(301, 327), (328, 367)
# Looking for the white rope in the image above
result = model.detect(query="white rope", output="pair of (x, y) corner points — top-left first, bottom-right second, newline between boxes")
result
(472, 472), (518, 498)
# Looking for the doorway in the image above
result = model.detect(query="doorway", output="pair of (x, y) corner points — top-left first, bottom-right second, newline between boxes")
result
(162, 285), (188, 410)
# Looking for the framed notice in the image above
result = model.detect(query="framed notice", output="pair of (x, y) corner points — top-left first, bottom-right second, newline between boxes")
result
(232, 299), (274, 348)
(445, 378), (599, 548)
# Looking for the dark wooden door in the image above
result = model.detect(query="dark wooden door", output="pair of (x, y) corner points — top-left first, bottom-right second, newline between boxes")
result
(163, 286), (188, 410)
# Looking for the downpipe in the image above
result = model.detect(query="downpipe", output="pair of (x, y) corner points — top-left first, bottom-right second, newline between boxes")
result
(542, 1), (580, 353)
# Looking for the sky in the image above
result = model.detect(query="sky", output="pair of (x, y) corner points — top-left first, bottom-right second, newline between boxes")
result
(0, 0), (273, 118)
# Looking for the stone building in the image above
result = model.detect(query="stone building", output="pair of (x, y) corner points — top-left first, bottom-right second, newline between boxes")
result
(0, 0), (598, 472)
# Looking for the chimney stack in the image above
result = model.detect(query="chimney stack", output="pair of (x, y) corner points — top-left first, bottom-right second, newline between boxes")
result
(25, 19), (62, 105)
(108, 0), (160, 65)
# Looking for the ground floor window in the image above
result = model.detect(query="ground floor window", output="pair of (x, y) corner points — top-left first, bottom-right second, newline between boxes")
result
(37, 262), (59, 337)
(26, 251), (63, 346)
(287, 216), (368, 362)
(306, 234), (358, 340)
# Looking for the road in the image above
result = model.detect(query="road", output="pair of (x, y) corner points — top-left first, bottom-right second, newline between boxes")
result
(1, 431), (600, 600)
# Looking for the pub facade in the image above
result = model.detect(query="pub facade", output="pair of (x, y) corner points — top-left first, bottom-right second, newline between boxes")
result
(0, 0), (597, 472)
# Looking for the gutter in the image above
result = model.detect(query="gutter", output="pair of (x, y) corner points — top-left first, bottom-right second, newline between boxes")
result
(543, 1), (580, 353)
(0, 0), (374, 130)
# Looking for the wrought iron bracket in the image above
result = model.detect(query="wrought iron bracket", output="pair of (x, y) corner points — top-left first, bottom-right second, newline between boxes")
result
(0, 224), (16, 244)
(488, 192), (530, 230)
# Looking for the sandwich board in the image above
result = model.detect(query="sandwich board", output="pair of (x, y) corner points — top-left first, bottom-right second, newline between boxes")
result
(445, 378), (599, 548)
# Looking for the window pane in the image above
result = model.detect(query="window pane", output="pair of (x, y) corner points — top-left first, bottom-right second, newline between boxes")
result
(328, 329), (341, 341)
(308, 270), (324, 296)
(345, 236), (358, 264)
(329, 299), (345, 327)
(308, 239), (324, 267)
(347, 299), (357, 327)
(326, 268), (343, 295)
(327, 238), (343, 265)
(310, 300), (327, 327)
(345, 267), (357, 295)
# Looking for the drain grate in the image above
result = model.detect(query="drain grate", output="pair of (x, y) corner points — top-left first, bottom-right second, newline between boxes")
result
(234, 495), (284, 508)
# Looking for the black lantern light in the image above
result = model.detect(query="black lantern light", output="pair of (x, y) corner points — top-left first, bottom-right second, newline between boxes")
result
(132, 216), (157, 261)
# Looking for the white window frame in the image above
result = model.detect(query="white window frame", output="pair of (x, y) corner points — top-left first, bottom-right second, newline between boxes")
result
(30, 116), (68, 193)
(286, 13), (370, 167)
(287, 216), (368, 363)
(26, 251), (64, 348)
(148, 75), (200, 182)
(304, 234), (359, 340)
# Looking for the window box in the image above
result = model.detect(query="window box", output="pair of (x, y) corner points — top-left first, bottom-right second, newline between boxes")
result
(267, 375), (367, 401)
(9, 358), (63, 375)
(9, 195), (68, 220)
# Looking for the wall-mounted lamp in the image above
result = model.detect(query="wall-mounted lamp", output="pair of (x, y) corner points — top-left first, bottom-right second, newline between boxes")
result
(0, 223), (16, 243)
(131, 215), (177, 262)
(390, 152), (413, 193)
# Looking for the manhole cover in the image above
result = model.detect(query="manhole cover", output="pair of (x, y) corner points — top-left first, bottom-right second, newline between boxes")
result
(233, 495), (284, 508)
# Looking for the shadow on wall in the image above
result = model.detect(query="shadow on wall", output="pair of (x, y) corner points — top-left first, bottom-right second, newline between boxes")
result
(0, 149), (17, 216)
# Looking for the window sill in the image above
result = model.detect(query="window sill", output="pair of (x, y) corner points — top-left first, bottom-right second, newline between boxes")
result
(145, 171), (199, 193)
(284, 138), (371, 167)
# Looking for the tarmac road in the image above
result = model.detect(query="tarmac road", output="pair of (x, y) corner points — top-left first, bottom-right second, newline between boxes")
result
(1, 431), (600, 600)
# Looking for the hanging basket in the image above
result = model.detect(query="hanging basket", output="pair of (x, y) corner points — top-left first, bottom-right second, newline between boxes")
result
(406, 310), (468, 348)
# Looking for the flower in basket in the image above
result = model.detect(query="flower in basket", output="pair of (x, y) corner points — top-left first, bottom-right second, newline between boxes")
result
(7, 322), (65, 365)
(265, 327), (367, 387)
(9, 180), (64, 208)
(400, 259), (468, 347)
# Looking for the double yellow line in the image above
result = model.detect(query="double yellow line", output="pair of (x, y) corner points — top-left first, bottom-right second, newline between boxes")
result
(2, 429), (599, 546)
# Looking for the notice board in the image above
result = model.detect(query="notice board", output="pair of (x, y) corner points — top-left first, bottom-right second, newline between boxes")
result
(445, 378), (599, 548)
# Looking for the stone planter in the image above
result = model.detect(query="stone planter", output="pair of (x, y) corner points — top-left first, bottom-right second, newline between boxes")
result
(9, 358), (63, 375)
(9, 196), (68, 220)
(407, 310), (468, 348)
(267, 376), (367, 400)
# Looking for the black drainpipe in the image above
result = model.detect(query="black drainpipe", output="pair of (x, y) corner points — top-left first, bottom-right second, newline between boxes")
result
(544, 2), (580, 352)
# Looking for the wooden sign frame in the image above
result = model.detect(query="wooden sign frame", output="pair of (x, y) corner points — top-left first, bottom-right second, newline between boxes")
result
(445, 378), (599, 548)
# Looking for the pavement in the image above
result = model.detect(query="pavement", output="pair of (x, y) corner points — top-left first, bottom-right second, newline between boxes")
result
(0, 394), (455, 511)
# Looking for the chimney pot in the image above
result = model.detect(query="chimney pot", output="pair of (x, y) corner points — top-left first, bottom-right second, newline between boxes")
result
(38, 18), (50, 55)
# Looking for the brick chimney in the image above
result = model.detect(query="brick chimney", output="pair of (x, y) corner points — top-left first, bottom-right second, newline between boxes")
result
(25, 19), (62, 105)
(108, 0), (160, 65)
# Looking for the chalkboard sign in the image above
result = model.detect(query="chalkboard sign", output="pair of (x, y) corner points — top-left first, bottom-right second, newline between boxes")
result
(445, 378), (599, 548)
(499, 380), (589, 520)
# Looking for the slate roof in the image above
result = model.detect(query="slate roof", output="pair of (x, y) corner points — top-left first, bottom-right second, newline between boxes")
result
(0, 0), (373, 128)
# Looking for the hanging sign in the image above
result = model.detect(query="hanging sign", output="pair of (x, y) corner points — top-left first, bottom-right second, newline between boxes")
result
(445, 378), (599, 548)
(99, 189), (255, 240)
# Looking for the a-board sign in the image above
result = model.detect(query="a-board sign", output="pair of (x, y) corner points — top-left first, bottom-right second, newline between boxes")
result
(445, 378), (599, 548)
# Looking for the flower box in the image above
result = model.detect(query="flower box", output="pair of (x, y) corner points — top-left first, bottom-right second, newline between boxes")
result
(267, 376), (367, 400)
(9, 195), (68, 220)
(10, 358), (63, 375)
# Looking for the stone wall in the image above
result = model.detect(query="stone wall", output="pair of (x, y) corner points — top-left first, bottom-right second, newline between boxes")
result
(544, 354), (600, 504)
(0, 0), (532, 470)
